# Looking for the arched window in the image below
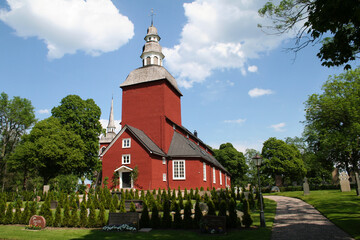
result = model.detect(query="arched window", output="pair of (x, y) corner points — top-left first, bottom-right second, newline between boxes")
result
(153, 56), (158, 65)
(146, 56), (151, 65)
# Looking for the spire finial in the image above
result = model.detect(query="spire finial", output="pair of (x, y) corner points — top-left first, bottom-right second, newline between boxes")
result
(150, 8), (156, 26)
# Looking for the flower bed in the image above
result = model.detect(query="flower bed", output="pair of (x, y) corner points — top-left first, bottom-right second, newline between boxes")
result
(102, 224), (137, 232)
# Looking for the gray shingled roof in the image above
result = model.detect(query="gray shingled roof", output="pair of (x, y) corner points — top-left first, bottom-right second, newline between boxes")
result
(120, 65), (182, 96)
(127, 125), (166, 156)
(168, 131), (229, 174)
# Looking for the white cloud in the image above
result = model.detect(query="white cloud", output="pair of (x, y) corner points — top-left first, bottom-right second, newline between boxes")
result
(270, 122), (286, 132)
(210, 140), (263, 153)
(224, 118), (246, 124)
(37, 109), (50, 114)
(99, 119), (121, 133)
(248, 88), (274, 98)
(0, 0), (134, 59)
(163, 0), (292, 88)
(248, 65), (258, 73)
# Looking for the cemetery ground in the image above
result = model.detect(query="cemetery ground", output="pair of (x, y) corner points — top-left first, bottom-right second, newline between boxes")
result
(267, 189), (360, 240)
(0, 198), (276, 240)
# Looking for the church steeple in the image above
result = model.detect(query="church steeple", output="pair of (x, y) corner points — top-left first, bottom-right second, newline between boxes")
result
(140, 21), (164, 67)
(107, 96), (116, 135)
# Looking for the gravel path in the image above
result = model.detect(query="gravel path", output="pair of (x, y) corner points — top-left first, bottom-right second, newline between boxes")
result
(265, 195), (354, 240)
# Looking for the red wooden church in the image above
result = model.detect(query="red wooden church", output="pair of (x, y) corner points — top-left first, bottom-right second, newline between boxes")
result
(100, 24), (230, 190)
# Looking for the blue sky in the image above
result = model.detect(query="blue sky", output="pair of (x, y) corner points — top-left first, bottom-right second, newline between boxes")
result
(0, 0), (357, 152)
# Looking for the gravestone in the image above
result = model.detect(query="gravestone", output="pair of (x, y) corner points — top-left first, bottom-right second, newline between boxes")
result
(43, 185), (50, 194)
(50, 200), (58, 209)
(339, 172), (351, 192)
(108, 212), (139, 229)
(124, 200), (143, 211)
(271, 186), (280, 192)
(355, 172), (360, 196)
(303, 177), (310, 195)
(199, 202), (208, 212)
(29, 215), (46, 229)
(200, 215), (226, 234)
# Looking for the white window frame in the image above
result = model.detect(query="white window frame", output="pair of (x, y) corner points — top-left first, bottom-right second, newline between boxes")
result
(173, 160), (186, 180)
(220, 170), (222, 185)
(225, 174), (228, 187)
(163, 173), (166, 182)
(213, 167), (216, 183)
(122, 154), (131, 164)
(203, 162), (207, 181)
(162, 157), (166, 165)
(122, 138), (131, 148)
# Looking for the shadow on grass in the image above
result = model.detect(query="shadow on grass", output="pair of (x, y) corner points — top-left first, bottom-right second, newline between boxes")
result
(70, 228), (273, 240)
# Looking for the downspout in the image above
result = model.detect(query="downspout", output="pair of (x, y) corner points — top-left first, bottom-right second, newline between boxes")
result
(166, 156), (171, 189)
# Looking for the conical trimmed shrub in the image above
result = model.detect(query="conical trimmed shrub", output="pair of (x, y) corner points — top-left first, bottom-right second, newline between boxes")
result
(79, 202), (87, 227)
(194, 200), (202, 228)
(53, 204), (62, 227)
(207, 199), (216, 216)
(172, 201), (182, 229)
(183, 200), (193, 229)
(228, 198), (238, 228)
(62, 201), (70, 227)
(4, 202), (13, 224)
(150, 203), (160, 228)
(242, 200), (253, 228)
(139, 201), (150, 228)
(161, 199), (172, 229)
(87, 203), (97, 228)
(13, 200), (22, 224)
(97, 202), (106, 227)
(218, 200), (227, 217)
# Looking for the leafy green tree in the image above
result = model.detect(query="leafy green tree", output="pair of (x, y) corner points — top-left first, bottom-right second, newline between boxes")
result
(0, 92), (36, 192)
(262, 137), (306, 185)
(51, 95), (102, 179)
(244, 149), (261, 185)
(285, 136), (333, 184)
(304, 67), (360, 192)
(9, 118), (86, 184)
(214, 143), (248, 185)
(258, 0), (360, 70)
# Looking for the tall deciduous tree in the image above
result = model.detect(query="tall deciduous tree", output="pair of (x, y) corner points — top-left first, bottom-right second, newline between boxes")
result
(258, 0), (360, 70)
(51, 95), (102, 178)
(304, 67), (360, 186)
(0, 92), (36, 191)
(213, 143), (248, 185)
(262, 137), (306, 185)
(9, 117), (86, 184)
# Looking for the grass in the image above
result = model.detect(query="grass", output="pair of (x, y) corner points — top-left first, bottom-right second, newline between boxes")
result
(0, 198), (276, 240)
(268, 189), (360, 240)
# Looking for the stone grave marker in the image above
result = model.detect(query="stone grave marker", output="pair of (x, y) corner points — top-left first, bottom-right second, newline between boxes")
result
(29, 215), (46, 229)
(271, 186), (280, 192)
(108, 212), (139, 229)
(50, 200), (58, 209)
(199, 202), (208, 212)
(303, 177), (310, 195)
(200, 215), (226, 234)
(43, 185), (50, 194)
(339, 172), (351, 192)
(125, 200), (143, 211)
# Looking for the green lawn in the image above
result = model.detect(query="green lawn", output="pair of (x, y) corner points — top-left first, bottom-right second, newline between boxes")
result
(268, 189), (360, 240)
(0, 198), (276, 240)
